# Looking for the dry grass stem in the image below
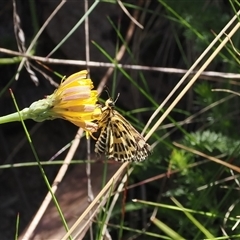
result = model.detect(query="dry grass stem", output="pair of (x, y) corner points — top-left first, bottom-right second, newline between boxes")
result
(142, 10), (240, 136)
(145, 22), (240, 141)
(1, 48), (239, 79)
(174, 142), (240, 173)
(21, 128), (84, 239)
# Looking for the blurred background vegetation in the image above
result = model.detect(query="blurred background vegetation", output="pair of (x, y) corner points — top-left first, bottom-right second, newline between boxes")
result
(0, 0), (240, 239)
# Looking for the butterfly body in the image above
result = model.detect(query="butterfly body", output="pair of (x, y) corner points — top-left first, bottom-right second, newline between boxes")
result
(95, 98), (151, 162)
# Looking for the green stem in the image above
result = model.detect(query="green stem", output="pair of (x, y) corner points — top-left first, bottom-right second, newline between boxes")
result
(0, 109), (28, 124)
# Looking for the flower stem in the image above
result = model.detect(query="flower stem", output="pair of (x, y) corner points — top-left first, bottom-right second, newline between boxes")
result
(0, 110), (28, 124)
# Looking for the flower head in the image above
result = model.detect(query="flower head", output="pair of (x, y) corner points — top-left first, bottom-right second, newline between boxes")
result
(0, 70), (101, 132)
(48, 70), (101, 131)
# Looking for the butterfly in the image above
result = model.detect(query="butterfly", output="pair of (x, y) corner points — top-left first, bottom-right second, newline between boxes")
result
(94, 97), (151, 162)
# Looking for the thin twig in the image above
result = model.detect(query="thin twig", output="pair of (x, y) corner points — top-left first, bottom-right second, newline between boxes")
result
(117, 0), (143, 29)
(142, 9), (240, 136)
(13, 0), (38, 84)
(100, 167), (134, 240)
(67, 6), (140, 239)
(97, 7), (140, 93)
(61, 162), (129, 240)
(84, 1), (94, 239)
(212, 88), (240, 97)
(21, 128), (84, 239)
(1, 47), (240, 79)
(173, 142), (240, 173)
(14, 0), (66, 81)
(144, 22), (240, 141)
(47, 1), (100, 57)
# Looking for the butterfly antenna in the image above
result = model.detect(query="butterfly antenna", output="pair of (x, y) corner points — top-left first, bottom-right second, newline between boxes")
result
(104, 86), (111, 98)
(114, 93), (120, 104)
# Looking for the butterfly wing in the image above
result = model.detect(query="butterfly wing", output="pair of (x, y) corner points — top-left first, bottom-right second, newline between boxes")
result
(95, 107), (112, 155)
(94, 102), (151, 162)
(108, 111), (151, 162)
(95, 124), (108, 155)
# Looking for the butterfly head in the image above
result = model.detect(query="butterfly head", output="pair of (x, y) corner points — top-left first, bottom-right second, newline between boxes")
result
(105, 93), (120, 109)
(105, 98), (115, 109)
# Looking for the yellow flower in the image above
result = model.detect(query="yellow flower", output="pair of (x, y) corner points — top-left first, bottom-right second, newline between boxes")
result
(0, 70), (101, 132)
(49, 70), (101, 131)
